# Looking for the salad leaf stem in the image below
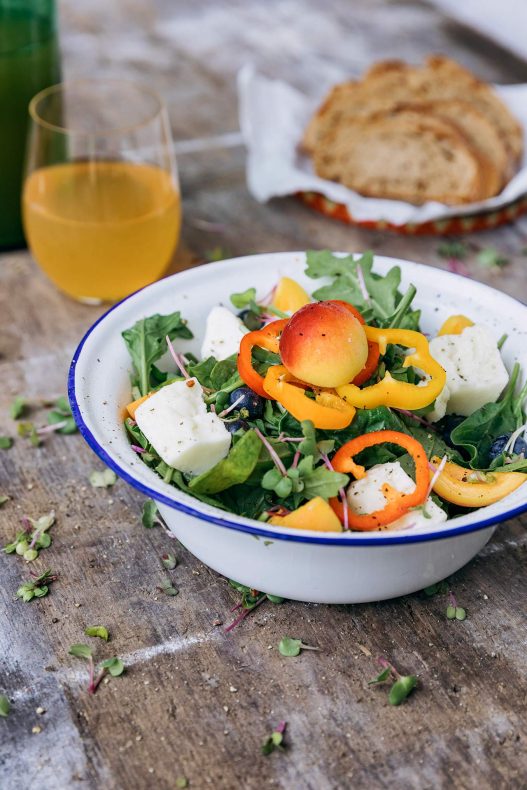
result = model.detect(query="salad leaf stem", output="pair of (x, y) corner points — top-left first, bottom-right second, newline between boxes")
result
(388, 284), (417, 328)
(166, 335), (190, 379)
(254, 427), (288, 476)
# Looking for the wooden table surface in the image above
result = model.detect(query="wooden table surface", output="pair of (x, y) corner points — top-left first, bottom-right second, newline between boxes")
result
(1, 2), (527, 788)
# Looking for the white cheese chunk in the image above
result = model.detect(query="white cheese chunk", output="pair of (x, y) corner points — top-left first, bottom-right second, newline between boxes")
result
(135, 378), (231, 475)
(346, 461), (447, 531)
(418, 379), (450, 423)
(200, 305), (248, 361)
(429, 324), (508, 417)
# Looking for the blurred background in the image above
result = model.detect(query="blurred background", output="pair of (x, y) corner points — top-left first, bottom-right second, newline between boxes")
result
(2, 0), (527, 303)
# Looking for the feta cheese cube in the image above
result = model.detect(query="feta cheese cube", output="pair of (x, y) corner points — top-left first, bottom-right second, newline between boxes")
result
(418, 379), (450, 422)
(346, 461), (447, 531)
(201, 306), (248, 361)
(135, 379), (231, 475)
(429, 324), (508, 416)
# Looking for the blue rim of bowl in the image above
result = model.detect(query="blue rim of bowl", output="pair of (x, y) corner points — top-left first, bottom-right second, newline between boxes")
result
(68, 261), (527, 547)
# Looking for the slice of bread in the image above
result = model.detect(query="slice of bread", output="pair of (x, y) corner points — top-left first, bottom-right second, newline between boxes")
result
(303, 56), (523, 185)
(400, 99), (508, 197)
(313, 109), (487, 205)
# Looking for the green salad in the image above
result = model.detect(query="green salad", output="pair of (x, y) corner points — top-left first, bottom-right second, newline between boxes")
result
(121, 251), (527, 533)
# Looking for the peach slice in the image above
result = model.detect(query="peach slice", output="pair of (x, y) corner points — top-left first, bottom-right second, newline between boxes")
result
(273, 277), (311, 313)
(279, 301), (368, 388)
(269, 497), (342, 532)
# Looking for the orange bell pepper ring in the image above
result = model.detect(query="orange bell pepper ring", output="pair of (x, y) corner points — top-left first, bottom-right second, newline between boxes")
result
(330, 430), (429, 530)
(328, 300), (380, 386)
(263, 365), (356, 429)
(237, 319), (289, 398)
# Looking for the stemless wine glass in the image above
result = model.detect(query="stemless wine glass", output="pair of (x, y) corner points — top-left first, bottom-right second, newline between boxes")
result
(23, 79), (181, 303)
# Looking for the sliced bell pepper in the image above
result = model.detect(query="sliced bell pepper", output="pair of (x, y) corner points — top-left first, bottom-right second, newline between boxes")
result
(330, 430), (429, 530)
(263, 365), (355, 429)
(437, 314), (474, 336)
(336, 327), (446, 410)
(237, 319), (289, 398)
(327, 300), (380, 385)
(269, 496), (342, 532)
(429, 456), (527, 507)
(126, 393), (150, 418)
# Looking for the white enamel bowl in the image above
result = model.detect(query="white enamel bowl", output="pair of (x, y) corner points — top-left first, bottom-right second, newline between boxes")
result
(69, 252), (527, 603)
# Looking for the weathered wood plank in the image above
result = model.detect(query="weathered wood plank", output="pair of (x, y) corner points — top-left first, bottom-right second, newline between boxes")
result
(1, 1), (527, 788)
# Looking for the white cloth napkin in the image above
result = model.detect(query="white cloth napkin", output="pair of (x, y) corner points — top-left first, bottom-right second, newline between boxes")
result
(238, 65), (527, 226)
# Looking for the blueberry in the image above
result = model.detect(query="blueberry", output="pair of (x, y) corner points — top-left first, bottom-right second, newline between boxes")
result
(238, 309), (263, 331)
(229, 387), (264, 419)
(438, 414), (465, 446)
(225, 418), (248, 434)
(489, 433), (527, 461)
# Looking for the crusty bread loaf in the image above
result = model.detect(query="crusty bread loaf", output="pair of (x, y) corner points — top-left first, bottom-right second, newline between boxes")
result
(313, 110), (487, 205)
(303, 55), (523, 204)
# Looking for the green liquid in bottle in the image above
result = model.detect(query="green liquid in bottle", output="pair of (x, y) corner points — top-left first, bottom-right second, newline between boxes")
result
(0, 4), (61, 248)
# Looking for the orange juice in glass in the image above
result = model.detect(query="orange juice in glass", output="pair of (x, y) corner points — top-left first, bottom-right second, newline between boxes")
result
(23, 79), (181, 303)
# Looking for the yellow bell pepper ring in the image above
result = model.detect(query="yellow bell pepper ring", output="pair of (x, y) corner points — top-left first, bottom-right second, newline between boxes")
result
(336, 327), (447, 410)
(437, 314), (474, 336)
(430, 456), (527, 507)
(263, 365), (356, 429)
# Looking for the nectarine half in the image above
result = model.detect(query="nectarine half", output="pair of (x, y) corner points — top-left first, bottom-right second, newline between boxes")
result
(279, 301), (368, 387)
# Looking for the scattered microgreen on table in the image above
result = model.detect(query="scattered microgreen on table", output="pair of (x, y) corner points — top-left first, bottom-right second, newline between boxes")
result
(278, 637), (319, 657)
(225, 580), (284, 632)
(161, 552), (177, 570)
(368, 658), (417, 706)
(69, 644), (125, 694)
(10, 396), (27, 419)
(0, 495), (9, 508)
(157, 578), (179, 596)
(4, 512), (55, 562)
(16, 569), (57, 602)
(446, 592), (467, 621)
(0, 436), (13, 449)
(261, 720), (287, 756)
(142, 499), (161, 528)
(89, 469), (117, 488)
(0, 694), (10, 717)
(85, 626), (110, 641)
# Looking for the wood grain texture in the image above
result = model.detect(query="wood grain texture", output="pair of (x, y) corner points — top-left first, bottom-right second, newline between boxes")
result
(1, 1), (527, 788)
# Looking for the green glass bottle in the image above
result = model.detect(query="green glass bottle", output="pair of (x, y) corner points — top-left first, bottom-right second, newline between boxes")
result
(0, 0), (61, 248)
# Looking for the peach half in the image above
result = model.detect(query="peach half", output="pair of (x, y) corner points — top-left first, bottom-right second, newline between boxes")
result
(279, 301), (368, 387)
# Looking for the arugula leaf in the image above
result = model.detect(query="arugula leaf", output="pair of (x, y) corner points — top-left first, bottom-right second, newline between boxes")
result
(220, 484), (274, 520)
(187, 356), (216, 388)
(305, 250), (420, 329)
(450, 364), (527, 468)
(298, 420), (316, 457)
(189, 430), (262, 494)
(122, 312), (193, 396)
